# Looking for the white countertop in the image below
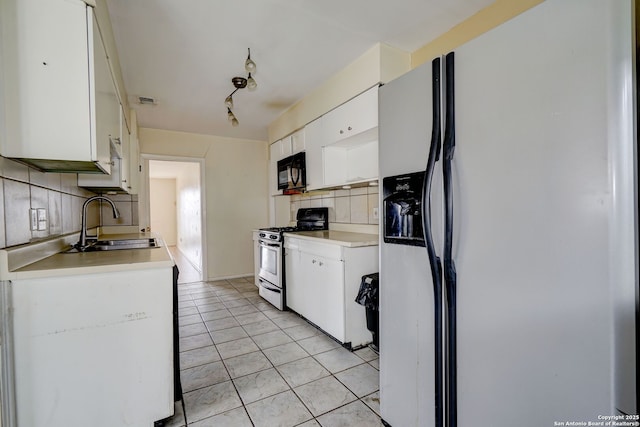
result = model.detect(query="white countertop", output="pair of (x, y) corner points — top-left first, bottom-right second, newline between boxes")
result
(283, 230), (379, 247)
(3, 233), (174, 280)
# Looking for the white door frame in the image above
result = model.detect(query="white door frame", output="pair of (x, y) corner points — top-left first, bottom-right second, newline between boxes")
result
(140, 154), (208, 280)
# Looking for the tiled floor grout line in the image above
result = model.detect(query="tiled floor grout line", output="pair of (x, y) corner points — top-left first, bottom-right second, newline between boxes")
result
(175, 278), (381, 426)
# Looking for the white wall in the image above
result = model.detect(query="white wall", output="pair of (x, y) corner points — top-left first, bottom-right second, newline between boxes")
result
(267, 43), (410, 143)
(175, 165), (202, 272)
(149, 178), (177, 246)
(139, 128), (268, 280)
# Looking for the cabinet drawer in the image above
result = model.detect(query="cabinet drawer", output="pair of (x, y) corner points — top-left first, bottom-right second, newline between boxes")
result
(285, 238), (343, 260)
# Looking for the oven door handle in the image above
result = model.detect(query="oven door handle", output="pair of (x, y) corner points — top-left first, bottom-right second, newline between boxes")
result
(259, 241), (281, 248)
(259, 279), (281, 293)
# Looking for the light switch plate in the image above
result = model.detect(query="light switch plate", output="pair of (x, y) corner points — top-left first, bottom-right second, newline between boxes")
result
(30, 209), (38, 231)
(372, 207), (379, 220)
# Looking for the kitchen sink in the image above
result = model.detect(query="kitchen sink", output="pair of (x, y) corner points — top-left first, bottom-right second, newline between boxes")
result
(65, 238), (159, 252)
(92, 238), (159, 250)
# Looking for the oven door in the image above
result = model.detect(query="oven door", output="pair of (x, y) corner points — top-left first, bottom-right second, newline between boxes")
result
(258, 239), (281, 287)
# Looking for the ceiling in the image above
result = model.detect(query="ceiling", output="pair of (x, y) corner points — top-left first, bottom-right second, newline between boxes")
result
(106, 0), (493, 141)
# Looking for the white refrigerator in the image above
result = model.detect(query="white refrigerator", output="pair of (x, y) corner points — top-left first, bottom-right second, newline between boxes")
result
(378, 1), (637, 426)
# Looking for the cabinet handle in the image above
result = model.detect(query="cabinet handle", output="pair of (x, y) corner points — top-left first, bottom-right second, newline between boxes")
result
(318, 261), (323, 266)
(339, 130), (344, 134)
(312, 259), (316, 264)
(347, 126), (352, 131)
(122, 180), (127, 183)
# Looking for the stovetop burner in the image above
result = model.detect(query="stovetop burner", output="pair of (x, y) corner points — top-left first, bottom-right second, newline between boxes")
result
(258, 208), (329, 242)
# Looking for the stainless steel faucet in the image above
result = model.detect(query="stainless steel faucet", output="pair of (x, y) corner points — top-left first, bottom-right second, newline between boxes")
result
(77, 196), (120, 251)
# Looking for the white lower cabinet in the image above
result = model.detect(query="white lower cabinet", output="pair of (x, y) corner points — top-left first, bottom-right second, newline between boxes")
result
(285, 237), (378, 348)
(8, 267), (174, 426)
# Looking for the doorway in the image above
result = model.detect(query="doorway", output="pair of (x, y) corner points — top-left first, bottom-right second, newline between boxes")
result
(141, 155), (207, 283)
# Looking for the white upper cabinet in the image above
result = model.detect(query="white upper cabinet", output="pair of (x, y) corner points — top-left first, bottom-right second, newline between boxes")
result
(322, 86), (379, 187)
(78, 105), (132, 192)
(322, 86), (378, 145)
(270, 139), (287, 163)
(280, 136), (293, 158)
(0, 0), (112, 173)
(270, 86), (380, 192)
(269, 128), (308, 195)
(127, 111), (140, 194)
(304, 117), (323, 190)
(92, 12), (122, 163)
(290, 128), (305, 154)
(78, 16), (136, 193)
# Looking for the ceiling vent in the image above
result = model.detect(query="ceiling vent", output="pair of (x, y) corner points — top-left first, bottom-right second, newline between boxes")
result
(138, 96), (157, 105)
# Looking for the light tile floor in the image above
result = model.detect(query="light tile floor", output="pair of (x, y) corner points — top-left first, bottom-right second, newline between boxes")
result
(165, 276), (382, 426)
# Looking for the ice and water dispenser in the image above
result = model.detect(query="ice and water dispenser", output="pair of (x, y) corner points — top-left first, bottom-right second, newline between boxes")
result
(382, 171), (426, 246)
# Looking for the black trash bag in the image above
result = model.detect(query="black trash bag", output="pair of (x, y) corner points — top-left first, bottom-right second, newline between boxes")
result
(355, 273), (379, 310)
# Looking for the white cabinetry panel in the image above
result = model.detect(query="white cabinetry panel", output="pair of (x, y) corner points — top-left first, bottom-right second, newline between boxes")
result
(322, 86), (378, 145)
(291, 129), (305, 154)
(305, 118), (324, 190)
(285, 247), (303, 313)
(302, 251), (344, 340)
(280, 136), (293, 158)
(10, 267), (174, 426)
(0, 0), (112, 173)
(285, 237), (378, 348)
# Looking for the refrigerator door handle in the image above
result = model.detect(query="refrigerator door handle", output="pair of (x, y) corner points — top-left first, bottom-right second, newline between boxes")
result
(443, 51), (458, 427)
(421, 56), (444, 427)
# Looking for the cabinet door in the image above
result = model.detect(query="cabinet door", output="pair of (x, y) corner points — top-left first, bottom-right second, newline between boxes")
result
(305, 117), (323, 190)
(322, 86), (378, 145)
(119, 108), (131, 191)
(128, 132), (140, 194)
(291, 129), (305, 154)
(280, 136), (293, 158)
(0, 0), (94, 163)
(285, 248), (304, 313)
(93, 14), (121, 163)
(304, 253), (345, 341)
(77, 106), (131, 192)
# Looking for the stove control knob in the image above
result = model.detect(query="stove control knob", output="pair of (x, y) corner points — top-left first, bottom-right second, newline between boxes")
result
(271, 235), (277, 240)
(259, 233), (266, 238)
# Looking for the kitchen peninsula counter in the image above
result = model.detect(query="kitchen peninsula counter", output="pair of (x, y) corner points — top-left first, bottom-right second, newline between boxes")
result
(1, 233), (173, 280)
(0, 231), (176, 426)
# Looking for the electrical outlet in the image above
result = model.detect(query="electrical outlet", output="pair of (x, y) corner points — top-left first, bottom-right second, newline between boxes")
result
(373, 207), (379, 220)
(30, 209), (38, 231)
(37, 208), (47, 231)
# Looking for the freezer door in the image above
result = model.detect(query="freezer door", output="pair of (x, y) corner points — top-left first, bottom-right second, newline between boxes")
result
(379, 60), (439, 427)
(453, 0), (635, 424)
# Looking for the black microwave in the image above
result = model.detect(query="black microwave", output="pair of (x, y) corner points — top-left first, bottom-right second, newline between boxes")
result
(277, 152), (306, 192)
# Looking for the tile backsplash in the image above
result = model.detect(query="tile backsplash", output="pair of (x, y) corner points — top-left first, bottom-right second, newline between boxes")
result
(0, 157), (139, 249)
(290, 186), (380, 226)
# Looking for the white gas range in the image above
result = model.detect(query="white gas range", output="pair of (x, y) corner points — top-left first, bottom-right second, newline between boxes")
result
(257, 208), (328, 310)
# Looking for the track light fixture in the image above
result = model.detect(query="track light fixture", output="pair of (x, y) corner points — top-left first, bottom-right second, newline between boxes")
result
(224, 48), (257, 126)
